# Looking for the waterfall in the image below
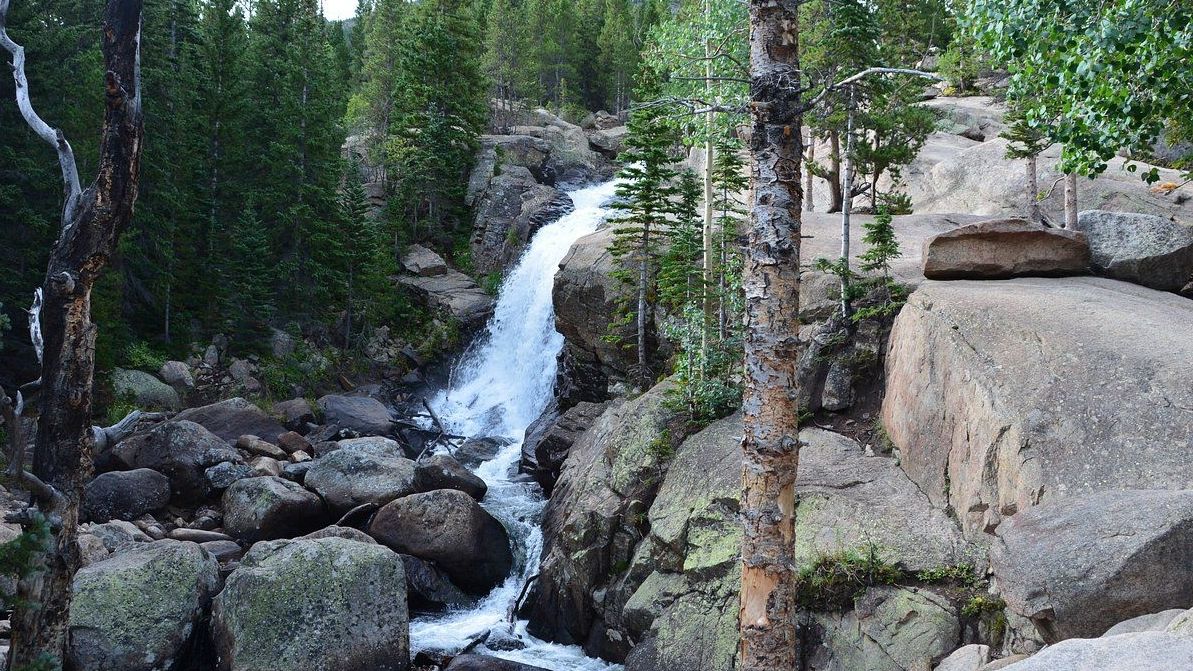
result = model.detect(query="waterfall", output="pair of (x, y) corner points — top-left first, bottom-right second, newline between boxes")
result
(414, 179), (623, 671)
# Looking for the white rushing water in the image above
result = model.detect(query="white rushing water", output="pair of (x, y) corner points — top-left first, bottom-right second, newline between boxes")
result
(416, 179), (623, 671)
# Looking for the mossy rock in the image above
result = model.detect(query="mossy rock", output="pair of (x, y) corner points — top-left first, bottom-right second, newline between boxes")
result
(211, 536), (409, 671)
(68, 539), (219, 671)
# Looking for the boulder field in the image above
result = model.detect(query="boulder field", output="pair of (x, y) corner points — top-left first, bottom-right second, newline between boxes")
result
(57, 388), (515, 671)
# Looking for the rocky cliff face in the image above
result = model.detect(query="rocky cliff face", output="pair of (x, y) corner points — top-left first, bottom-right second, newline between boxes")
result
(466, 107), (625, 276)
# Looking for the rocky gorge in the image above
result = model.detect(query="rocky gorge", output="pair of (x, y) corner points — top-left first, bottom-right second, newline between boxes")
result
(1, 95), (1191, 671)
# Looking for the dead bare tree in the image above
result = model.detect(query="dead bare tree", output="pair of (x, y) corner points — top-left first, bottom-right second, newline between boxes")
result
(0, 0), (144, 664)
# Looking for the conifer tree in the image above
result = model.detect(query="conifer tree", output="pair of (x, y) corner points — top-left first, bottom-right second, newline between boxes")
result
(1001, 102), (1049, 223)
(606, 106), (680, 381)
(246, 0), (344, 315)
(657, 169), (703, 312)
(387, 0), (488, 247)
(484, 0), (535, 126)
(596, 0), (638, 113)
(220, 204), (276, 346)
(710, 136), (747, 337)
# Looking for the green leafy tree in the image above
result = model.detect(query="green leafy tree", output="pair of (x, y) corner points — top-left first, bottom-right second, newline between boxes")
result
(965, 0), (1193, 180)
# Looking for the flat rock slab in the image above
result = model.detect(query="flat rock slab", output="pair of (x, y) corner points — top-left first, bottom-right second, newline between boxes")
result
(883, 277), (1193, 536)
(991, 490), (1193, 642)
(997, 631), (1193, 671)
(398, 271), (494, 328)
(922, 218), (1090, 280)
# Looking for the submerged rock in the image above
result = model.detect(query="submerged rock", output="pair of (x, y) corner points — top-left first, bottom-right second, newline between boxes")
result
(211, 537), (409, 671)
(444, 655), (550, 671)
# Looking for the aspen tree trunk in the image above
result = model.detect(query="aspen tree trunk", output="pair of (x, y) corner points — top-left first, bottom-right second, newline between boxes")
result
(701, 0), (715, 370)
(740, 0), (804, 669)
(804, 136), (814, 211)
(2, 0), (144, 664)
(839, 88), (856, 319)
(828, 130), (843, 212)
(1026, 154), (1040, 223)
(1064, 171), (1077, 229)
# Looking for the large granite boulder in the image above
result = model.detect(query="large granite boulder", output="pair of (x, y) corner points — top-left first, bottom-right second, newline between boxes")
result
(222, 476), (326, 542)
(111, 420), (242, 504)
(397, 261), (495, 329)
(899, 135), (1193, 223)
(158, 360), (195, 392)
(525, 380), (688, 650)
(369, 489), (512, 595)
(84, 468), (171, 522)
(882, 278), (1193, 536)
(67, 540), (219, 671)
(794, 428), (971, 571)
(306, 439), (418, 514)
(111, 368), (181, 410)
(990, 490), (1193, 643)
(921, 218), (1090, 280)
(997, 631), (1193, 671)
(622, 415), (743, 671)
(622, 417), (970, 671)
(317, 394), (395, 436)
(400, 244), (450, 277)
(174, 397), (287, 444)
(1073, 210), (1193, 293)
(211, 537), (409, 671)
(553, 227), (638, 379)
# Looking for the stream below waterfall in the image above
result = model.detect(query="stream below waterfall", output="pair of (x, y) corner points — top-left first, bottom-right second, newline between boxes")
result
(415, 179), (623, 670)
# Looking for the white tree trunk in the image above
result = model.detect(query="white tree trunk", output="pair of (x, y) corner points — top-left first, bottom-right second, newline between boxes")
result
(1064, 171), (1078, 229)
(1026, 154), (1041, 223)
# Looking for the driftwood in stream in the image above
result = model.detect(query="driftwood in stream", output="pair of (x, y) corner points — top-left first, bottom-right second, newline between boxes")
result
(0, 0), (145, 664)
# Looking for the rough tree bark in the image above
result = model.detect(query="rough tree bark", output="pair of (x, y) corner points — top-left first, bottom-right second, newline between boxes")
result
(1, 0), (145, 664)
(740, 0), (804, 669)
